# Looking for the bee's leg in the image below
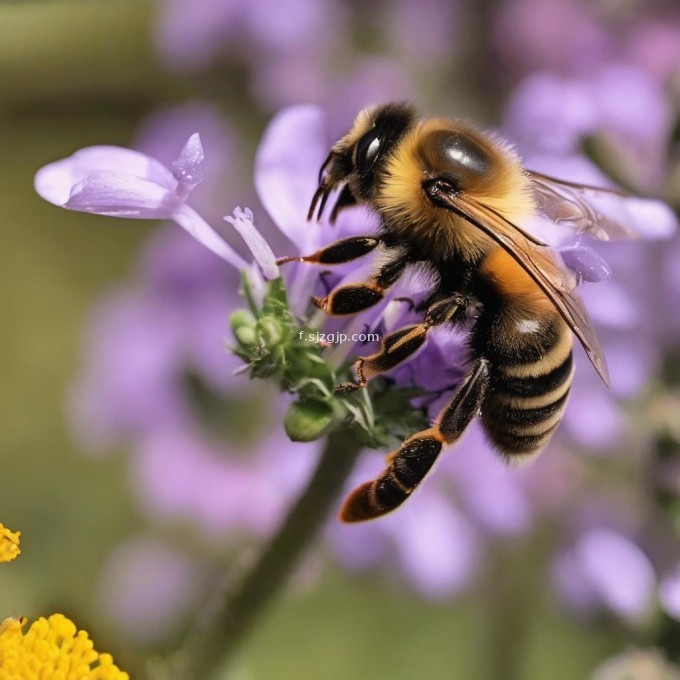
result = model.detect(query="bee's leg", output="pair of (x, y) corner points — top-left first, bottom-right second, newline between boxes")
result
(336, 294), (468, 393)
(276, 236), (380, 266)
(313, 255), (407, 316)
(340, 358), (490, 522)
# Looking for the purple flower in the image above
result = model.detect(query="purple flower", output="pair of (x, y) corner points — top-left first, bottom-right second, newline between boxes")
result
(34, 134), (249, 271)
(131, 423), (320, 537)
(96, 534), (210, 644)
(135, 103), (247, 223)
(68, 226), (244, 452)
(155, 0), (345, 73)
(504, 65), (672, 164)
(328, 457), (480, 599)
(494, 0), (609, 79)
(553, 528), (656, 623)
(626, 18), (680, 84)
(503, 63), (678, 454)
(660, 564), (680, 621)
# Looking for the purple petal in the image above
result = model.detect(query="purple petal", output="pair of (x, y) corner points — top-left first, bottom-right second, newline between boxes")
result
(97, 535), (207, 644)
(255, 105), (329, 251)
(132, 428), (282, 536)
(173, 203), (248, 269)
(563, 375), (624, 451)
(591, 64), (671, 149)
(576, 529), (655, 621)
(503, 73), (596, 154)
(64, 172), (180, 218)
(224, 206), (279, 280)
(552, 548), (600, 613)
(559, 245), (611, 282)
(660, 564), (680, 621)
(580, 280), (639, 329)
(35, 146), (175, 206)
(442, 424), (533, 536)
(172, 133), (205, 197)
(392, 492), (479, 599)
(620, 197), (677, 240)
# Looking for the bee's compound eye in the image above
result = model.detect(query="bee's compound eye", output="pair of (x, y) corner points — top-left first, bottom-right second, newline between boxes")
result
(355, 129), (381, 173)
(438, 131), (490, 177)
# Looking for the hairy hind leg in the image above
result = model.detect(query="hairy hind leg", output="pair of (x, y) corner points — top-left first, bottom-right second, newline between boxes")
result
(340, 358), (490, 522)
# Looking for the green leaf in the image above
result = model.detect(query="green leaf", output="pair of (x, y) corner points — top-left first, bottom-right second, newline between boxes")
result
(284, 399), (335, 442)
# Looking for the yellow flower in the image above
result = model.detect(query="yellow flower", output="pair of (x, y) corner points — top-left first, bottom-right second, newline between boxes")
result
(0, 524), (20, 563)
(0, 613), (129, 679)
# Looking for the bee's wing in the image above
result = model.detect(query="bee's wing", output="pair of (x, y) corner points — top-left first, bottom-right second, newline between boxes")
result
(527, 170), (639, 242)
(444, 195), (610, 386)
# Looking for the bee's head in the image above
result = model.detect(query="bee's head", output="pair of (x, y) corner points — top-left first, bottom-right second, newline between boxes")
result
(308, 102), (416, 222)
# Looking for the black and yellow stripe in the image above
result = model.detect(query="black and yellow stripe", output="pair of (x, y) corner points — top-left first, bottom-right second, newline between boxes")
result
(481, 318), (574, 460)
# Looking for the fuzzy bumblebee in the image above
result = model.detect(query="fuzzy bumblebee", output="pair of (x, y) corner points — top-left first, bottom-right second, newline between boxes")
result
(279, 102), (638, 522)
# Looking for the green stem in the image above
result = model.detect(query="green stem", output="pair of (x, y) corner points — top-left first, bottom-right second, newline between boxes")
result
(481, 541), (530, 680)
(177, 430), (363, 679)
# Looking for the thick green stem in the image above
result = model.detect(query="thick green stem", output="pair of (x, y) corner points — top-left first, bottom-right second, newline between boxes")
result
(178, 429), (362, 679)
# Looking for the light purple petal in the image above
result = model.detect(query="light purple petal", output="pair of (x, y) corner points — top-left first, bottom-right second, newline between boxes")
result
(64, 172), (179, 218)
(172, 132), (205, 197)
(97, 534), (207, 644)
(660, 564), (680, 621)
(552, 548), (600, 613)
(563, 375), (624, 451)
(245, 0), (328, 50)
(576, 529), (655, 621)
(503, 73), (596, 154)
(224, 206), (279, 280)
(591, 64), (671, 149)
(619, 197), (677, 240)
(559, 245), (611, 282)
(442, 424), (533, 536)
(392, 492), (479, 599)
(154, 0), (242, 72)
(132, 427), (283, 536)
(68, 290), (187, 452)
(173, 203), (248, 269)
(35, 146), (175, 205)
(255, 105), (328, 251)
(580, 280), (639, 329)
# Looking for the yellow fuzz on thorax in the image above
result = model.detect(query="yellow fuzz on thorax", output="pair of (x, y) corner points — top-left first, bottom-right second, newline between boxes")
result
(375, 118), (536, 262)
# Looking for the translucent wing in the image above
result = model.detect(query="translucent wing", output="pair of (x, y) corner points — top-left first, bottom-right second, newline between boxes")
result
(527, 170), (639, 242)
(425, 182), (610, 385)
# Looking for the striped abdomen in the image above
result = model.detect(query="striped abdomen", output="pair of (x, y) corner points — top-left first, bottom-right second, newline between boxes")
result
(480, 315), (574, 461)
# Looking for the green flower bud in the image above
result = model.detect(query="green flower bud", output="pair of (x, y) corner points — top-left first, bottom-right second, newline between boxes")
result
(234, 326), (257, 346)
(230, 309), (256, 334)
(284, 399), (335, 442)
(259, 317), (282, 346)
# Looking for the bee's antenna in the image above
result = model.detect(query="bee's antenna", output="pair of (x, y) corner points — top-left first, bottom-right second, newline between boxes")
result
(318, 151), (334, 185)
(329, 184), (355, 224)
(307, 185), (326, 222)
(316, 186), (331, 220)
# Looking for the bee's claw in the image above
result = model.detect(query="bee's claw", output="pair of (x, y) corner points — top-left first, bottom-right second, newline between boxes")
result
(275, 255), (303, 265)
(335, 382), (361, 394)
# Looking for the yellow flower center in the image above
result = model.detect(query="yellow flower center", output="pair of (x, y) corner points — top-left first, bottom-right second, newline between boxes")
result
(0, 524), (20, 563)
(0, 614), (129, 679)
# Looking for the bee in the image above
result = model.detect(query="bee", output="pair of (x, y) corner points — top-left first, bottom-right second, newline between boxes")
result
(278, 102), (637, 523)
